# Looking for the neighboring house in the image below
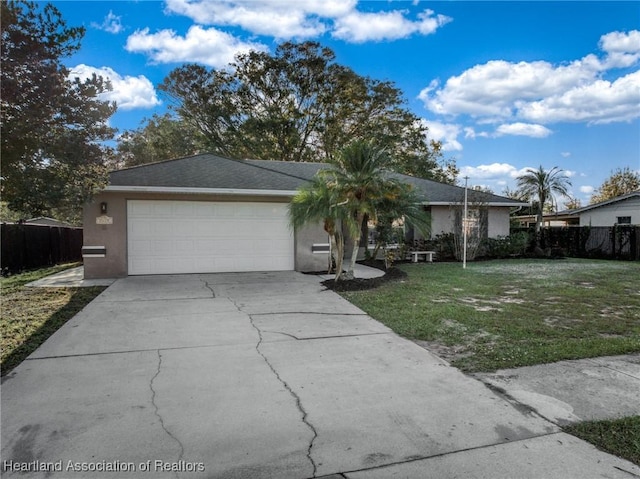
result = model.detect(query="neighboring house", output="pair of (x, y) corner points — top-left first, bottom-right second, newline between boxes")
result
(570, 191), (640, 226)
(513, 212), (580, 227)
(25, 217), (77, 228)
(514, 191), (640, 228)
(83, 154), (527, 278)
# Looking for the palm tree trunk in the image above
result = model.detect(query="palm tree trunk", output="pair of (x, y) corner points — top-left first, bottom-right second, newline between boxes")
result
(334, 230), (345, 281)
(344, 213), (364, 280)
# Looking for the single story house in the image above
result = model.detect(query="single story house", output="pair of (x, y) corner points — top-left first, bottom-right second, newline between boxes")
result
(83, 154), (527, 278)
(514, 191), (640, 228)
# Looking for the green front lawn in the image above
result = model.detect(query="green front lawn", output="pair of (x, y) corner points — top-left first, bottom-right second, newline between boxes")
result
(565, 416), (640, 466)
(1, 264), (106, 375)
(341, 259), (640, 372)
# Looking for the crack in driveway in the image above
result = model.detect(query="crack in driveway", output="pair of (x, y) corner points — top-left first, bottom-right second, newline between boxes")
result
(200, 279), (216, 298)
(236, 302), (318, 477)
(150, 349), (185, 479)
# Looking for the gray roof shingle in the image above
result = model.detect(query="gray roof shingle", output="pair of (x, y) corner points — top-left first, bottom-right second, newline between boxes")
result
(108, 153), (525, 206)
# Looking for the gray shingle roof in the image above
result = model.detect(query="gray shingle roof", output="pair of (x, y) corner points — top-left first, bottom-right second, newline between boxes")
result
(108, 153), (525, 206)
(109, 154), (310, 191)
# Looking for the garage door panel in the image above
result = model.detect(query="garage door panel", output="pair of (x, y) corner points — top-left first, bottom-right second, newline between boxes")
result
(127, 200), (294, 275)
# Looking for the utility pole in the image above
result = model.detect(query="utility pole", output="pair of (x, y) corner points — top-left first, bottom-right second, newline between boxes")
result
(463, 176), (469, 269)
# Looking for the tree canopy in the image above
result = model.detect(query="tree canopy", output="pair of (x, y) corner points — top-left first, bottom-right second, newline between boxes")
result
(590, 167), (640, 204)
(116, 113), (205, 167)
(1, 0), (116, 221)
(157, 41), (456, 183)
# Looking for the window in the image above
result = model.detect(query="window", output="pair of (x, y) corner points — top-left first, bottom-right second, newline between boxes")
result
(617, 216), (632, 224)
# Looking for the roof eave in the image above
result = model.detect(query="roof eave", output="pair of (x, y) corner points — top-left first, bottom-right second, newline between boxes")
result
(426, 201), (530, 207)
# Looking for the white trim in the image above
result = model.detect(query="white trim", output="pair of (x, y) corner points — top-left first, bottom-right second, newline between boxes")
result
(104, 185), (297, 197)
(103, 186), (527, 206)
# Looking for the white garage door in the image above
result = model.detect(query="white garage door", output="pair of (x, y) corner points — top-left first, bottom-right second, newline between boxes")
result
(127, 200), (294, 275)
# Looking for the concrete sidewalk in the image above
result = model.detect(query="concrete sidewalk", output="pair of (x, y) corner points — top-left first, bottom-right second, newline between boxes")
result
(2, 272), (638, 478)
(474, 354), (640, 426)
(25, 266), (116, 287)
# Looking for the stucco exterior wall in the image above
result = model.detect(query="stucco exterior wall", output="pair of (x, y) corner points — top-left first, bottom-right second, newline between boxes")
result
(294, 222), (330, 272)
(83, 192), (307, 279)
(414, 205), (512, 240)
(430, 206), (454, 237)
(488, 208), (511, 237)
(579, 197), (640, 226)
(83, 192), (128, 279)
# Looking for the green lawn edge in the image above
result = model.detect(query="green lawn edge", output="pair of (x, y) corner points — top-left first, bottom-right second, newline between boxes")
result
(565, 416), (640, 466)
(1, 264), (106, 375)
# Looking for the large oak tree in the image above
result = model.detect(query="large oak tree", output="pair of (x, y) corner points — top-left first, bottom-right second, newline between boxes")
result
(1, 0), (116, 221)
(157, 41), (456, 183)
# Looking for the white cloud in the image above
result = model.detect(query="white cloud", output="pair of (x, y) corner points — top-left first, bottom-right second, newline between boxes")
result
(463, 127), (489, 139)
(91, 11), (123, 34)
(561, 152), (571, 158)
(600, 30), (640, 68)
(164, 0), (350, 39)
(333, 9), (451, 43)
(69, 64), (160, 110)
(419, 30), (640, 126)
(580, 185), (595, 194)
(518, 71), (640, 125)
(495, 122), (552, 138)
(164, 0), (450, 43)
(422, 120), (462, 151)
(125, 26), (267, 68)
(459, 163), (530, 180)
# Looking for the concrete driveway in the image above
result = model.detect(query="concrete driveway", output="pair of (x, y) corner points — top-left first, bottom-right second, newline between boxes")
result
(2, 272), (638, 478)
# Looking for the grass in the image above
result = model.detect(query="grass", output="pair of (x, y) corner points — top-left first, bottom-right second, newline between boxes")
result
(340, 258), (640, 372)
(564, 416), (640, 466)
(342, 258), (640, 463)
(1, 263), (106, 375)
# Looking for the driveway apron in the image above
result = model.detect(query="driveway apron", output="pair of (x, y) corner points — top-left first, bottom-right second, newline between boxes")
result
(2, 272), (638, 478)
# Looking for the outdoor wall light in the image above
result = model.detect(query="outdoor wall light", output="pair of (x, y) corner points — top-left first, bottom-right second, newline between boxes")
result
(100, 202), (108, 214)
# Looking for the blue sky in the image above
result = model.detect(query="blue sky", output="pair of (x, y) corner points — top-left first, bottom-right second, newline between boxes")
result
(53, 1), (640, 206)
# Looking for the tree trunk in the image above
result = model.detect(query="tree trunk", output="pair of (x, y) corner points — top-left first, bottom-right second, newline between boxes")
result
(344, 213), (364, 280)
(333, 230), (345, 281)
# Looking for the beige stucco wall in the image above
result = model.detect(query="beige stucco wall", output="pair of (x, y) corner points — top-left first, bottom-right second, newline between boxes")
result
(83, 192), (329, 279)
(294, 222), (330, 272)
(579, 196), (640, 226)
(416, 205), (512, 239)
(488, 208), (511, 237)
(430, 206), (454, 237)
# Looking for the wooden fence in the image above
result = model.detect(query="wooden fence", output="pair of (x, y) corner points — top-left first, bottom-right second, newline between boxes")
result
(1, 224), (83, 274)
(514, 226), (640, 261)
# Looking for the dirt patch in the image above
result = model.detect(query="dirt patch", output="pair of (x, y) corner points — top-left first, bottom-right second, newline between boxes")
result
(474, 305), (502, 312)
(413, 339), (473, 364)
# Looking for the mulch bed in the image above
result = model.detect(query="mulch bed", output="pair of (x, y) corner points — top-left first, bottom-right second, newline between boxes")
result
(321, 262), (407, 292)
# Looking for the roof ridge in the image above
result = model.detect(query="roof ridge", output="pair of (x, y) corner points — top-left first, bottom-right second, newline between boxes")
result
(228, 157), (326, 182)
(109, 152), (211, 173)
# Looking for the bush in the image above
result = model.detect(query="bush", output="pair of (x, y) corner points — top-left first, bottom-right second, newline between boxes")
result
(483, 232), (530, 259)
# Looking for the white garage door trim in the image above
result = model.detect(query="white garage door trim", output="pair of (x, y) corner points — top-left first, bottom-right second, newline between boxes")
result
(127, 200), (294, 275)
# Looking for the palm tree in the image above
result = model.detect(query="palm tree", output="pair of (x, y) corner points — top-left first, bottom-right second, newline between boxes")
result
(289, 175), (351, 280)
(290, 140), (430, 280)
(516, 165), (572, 238)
